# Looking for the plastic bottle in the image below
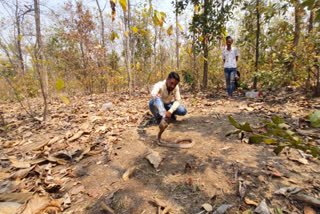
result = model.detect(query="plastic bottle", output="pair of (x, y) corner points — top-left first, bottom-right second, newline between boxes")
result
(154, 97), (166, 118)
(245, 91), (262, 98)
(102, 102), (112, 111)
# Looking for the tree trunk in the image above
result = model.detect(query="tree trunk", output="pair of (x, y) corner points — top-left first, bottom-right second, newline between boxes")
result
(124, 1), (132, 95)
(34, 0), (48, 121)
(175, 0), (180, 71)
(289, 0), (301, 76)
(202, 0), (209, 90)
(253, 0), (260, 89)
(95, 0), (106, 65)
(306, 10), (313, 90)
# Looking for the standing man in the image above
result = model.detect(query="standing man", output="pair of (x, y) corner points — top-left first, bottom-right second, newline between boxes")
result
(222, 36), (239, 99)
(149, 72), (187, 125)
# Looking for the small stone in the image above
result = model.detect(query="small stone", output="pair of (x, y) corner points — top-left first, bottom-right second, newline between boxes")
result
(202, 203), (213, 212)
(146, 150), (162, 169)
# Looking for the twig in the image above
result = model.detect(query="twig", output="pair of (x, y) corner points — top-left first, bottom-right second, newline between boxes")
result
(100, 201), (115, 214)
(0, 111), (4, 126)
(162, 206), (171, 214)
(292, 193), (320, 208)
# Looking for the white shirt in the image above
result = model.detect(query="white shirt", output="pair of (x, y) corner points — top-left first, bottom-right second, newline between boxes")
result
(222, 47), (239, 68)
(151, 80), (181, 113)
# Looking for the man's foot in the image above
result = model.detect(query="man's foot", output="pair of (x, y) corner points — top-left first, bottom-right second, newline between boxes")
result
(170, 114), (177, 122)
(228, 95), (233, 100)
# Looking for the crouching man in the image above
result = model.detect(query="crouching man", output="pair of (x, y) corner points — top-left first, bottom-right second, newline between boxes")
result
(149, 72), (187, 124)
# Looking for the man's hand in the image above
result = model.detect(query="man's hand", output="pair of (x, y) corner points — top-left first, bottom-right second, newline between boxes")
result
(165, 111), (172, 119)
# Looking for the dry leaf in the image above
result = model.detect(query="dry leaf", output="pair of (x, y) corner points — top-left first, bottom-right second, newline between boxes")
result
(11, 165), (35, 179)
(68, 130), (84, 142)
(304, 206), (316, 214)
(0, 202), (22, 214)
(20, 195), (50, 214)
(9, 158), (30, 169)
(202, 203), (213, 212)
(0, 193), (33, 203)
(122, 166), (136, 181)
(244, 197), (258, 206)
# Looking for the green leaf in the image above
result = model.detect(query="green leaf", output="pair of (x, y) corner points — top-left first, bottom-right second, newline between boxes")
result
(110, 32), (119, 41)
(177, 23), (183, 32)
(315, 9), (320, 22)
(264, 139), (278, 145)
(225, 130), (241, 137)
(308, 111), (320, 127)
(249, 135), (264, 144)
(131, 27), (138, 33)
(55, 79), (64, 91)
(274, 146), (285, 155)
(119, 0), (127, 12)
(60, 95), (70, 104)
(228, 116), (240, 129)
(140, 29), (147, 34)
(309, 146), (320, 157)
(167, 25), (173, 36)
(278, 123), (290, 129)
(271, 116), (283, 124)
(301, 0), (315, 9)
(274, 207), (283, 214)
(240, 122), (254, 132)
(285, 130), (295, 136)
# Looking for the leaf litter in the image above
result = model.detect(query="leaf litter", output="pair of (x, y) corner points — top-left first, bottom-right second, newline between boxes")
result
(0, 89), (319, 213)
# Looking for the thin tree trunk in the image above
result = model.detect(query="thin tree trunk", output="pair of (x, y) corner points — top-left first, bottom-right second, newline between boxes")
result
(306, 10), (313, 90)
(95, 0), (106, 64)
(124, 2), (132, 95)
(202, 0), (209, 90)
(153, 27), (158, 78)
(175, 0), (180, 70)
(289, 0), (301, 77)
(15, 0), (34, 115)
(34, 0), (48, 121)
(253, 0), (260, 89)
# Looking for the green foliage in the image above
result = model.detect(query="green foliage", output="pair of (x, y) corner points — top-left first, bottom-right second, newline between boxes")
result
(181, 70), (194, 87)
(55, 79), (65, 91)
(308, 111), (320, 127)
(227, 116), (320, 157)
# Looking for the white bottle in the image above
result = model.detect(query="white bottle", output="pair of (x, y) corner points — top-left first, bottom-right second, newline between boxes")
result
(102, 102), (112, 111)
(245, 91), (262, 98)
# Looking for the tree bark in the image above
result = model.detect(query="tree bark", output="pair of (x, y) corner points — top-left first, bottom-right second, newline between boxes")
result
(95, 0), (106, 65)
(34, 0), (48, 120)
(253, 0), (260, 89)
(124, 1), (132, 95)
(289, 0), (302, 77)
(175, 0), (180, 71)
(306, 10), (313, 90)
(202, 0), (209, 90)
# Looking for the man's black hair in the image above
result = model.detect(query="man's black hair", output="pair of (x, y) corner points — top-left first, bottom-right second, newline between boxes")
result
(168, 72), (180, 82)
(226, 36), (232, 41)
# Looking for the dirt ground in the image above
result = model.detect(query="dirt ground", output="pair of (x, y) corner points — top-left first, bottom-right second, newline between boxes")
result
(0, 88), (320, 214)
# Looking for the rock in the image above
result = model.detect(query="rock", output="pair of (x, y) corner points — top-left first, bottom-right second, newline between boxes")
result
(146, 150), (162, 169)
(213, 204), (233, 214)
(202, 203), (213, 212)
(254, 199), (271, 214)
(102, 102), (112, 111)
